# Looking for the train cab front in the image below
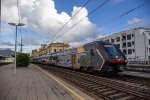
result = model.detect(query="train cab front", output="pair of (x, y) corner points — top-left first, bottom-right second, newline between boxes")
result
(102, 43), (127, 72)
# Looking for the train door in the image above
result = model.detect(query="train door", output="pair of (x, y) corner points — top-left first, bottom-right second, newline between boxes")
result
(71, 54), (76, 69)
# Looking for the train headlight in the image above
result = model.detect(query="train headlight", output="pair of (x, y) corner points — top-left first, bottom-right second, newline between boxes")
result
(125, 60), (127, 62)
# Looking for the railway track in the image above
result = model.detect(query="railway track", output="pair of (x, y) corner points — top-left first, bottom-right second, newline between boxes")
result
(38, 64), (150, 100)
(107, 75), (150, 88)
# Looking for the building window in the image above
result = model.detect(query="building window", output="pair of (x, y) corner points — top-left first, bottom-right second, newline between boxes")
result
(122, 36), (126, 41)
(128, 49), (132, 54)
(54, 49), (56, 52)
(122, 43), (126, 47)
(132, 34), (134, 37)
(133, 49), (135, 53)
(60, 49), (62, 51)
(127, 34), (131, 40)
(132, 41), (134, 45)
(123, 50), (126, 55)
(117, 37), (120, 42)
(111, 39), (114, 43)
(116, 44), (120, 48)
(127, 42), (132, 47)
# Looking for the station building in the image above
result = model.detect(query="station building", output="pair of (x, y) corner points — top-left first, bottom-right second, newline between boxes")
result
(98, 28), (150, 61)
(32, 42), (70, 57)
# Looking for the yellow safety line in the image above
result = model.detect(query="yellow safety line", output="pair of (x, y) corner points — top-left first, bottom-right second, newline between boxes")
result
(35, 65), (85, 100)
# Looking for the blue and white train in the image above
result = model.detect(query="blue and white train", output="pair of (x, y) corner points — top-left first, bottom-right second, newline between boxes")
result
(31, 41), (127, 74)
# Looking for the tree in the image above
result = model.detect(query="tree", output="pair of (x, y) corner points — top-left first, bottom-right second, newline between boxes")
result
(16, 53), (30, 67)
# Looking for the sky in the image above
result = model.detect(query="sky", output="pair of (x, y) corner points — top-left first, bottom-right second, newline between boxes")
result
(1, 0), (150, 53)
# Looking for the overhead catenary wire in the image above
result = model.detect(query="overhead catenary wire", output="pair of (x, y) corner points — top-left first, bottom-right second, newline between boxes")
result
(77, 18), (150, 44)
(101, 1), (150, 28)
(52, 0), (91, 39)
(52, 0), (110, 42)
(104, 12), (150, 31)
(52, 0), (150, 43)
(65, 16), (150, 46)
(98, 17), (150, 37)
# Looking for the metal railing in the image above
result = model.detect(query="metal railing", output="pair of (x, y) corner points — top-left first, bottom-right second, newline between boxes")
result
(126, 59), (150, 72)
(128, 59), (150, 65)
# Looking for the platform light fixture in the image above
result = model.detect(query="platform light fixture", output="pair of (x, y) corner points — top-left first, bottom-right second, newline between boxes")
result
(8, 22), (25, 75)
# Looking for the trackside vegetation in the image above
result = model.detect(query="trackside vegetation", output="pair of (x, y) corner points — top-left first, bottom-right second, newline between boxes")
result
(16, 53), (30, 67)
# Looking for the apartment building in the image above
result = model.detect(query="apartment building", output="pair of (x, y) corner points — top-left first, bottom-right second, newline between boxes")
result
(98, 28), (150, 61)
(32, 42), (69, 57)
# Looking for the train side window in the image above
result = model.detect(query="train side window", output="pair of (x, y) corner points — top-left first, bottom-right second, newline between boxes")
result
(91, 49), (95, 56)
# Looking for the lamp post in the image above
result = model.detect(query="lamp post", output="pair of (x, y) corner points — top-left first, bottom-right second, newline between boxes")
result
(8, 22), (25, 75)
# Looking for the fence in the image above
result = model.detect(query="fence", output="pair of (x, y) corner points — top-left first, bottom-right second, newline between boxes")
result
(126, 58), (150, 72)
(127, 58), (150, 65)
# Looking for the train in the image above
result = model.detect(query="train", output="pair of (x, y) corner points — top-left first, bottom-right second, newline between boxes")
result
(31, 41), (127, 74)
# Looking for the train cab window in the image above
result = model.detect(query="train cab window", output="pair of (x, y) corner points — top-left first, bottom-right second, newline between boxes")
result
(116, 44), (120, 48)
(103, 45), (123, 59)
(91, 49), (95, 56)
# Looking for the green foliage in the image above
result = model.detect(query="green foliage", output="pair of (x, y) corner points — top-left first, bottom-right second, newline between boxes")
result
(16, 53), (30, 67)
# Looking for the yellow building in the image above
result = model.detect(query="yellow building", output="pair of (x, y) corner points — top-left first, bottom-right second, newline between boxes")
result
(48, 42), (69, 53)
(32, 49), (39, 56)
(32, 42), (69, 56)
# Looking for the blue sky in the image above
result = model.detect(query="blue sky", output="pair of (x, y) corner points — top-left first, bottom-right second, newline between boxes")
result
(55, 0), (150, 28)
(1, 0), (150, 53)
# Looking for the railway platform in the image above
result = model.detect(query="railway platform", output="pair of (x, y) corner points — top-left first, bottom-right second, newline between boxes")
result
(119, 71), (150, 79)
(0, 64), (94, 100)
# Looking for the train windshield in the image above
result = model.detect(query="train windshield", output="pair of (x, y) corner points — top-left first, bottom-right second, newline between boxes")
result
(103, 45), (123, 59)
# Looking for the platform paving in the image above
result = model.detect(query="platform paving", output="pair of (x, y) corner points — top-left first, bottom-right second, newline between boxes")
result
(0, 64), (75, 100)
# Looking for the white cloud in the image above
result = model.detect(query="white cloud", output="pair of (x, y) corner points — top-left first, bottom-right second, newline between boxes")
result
(1, 28), (13, 35)
(127, 18), (142, 25)
(1, 0), (97, 43)
(0, 41), (14, 46)
(0, 23), (14, 35)
(127, 18), (150, 28)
